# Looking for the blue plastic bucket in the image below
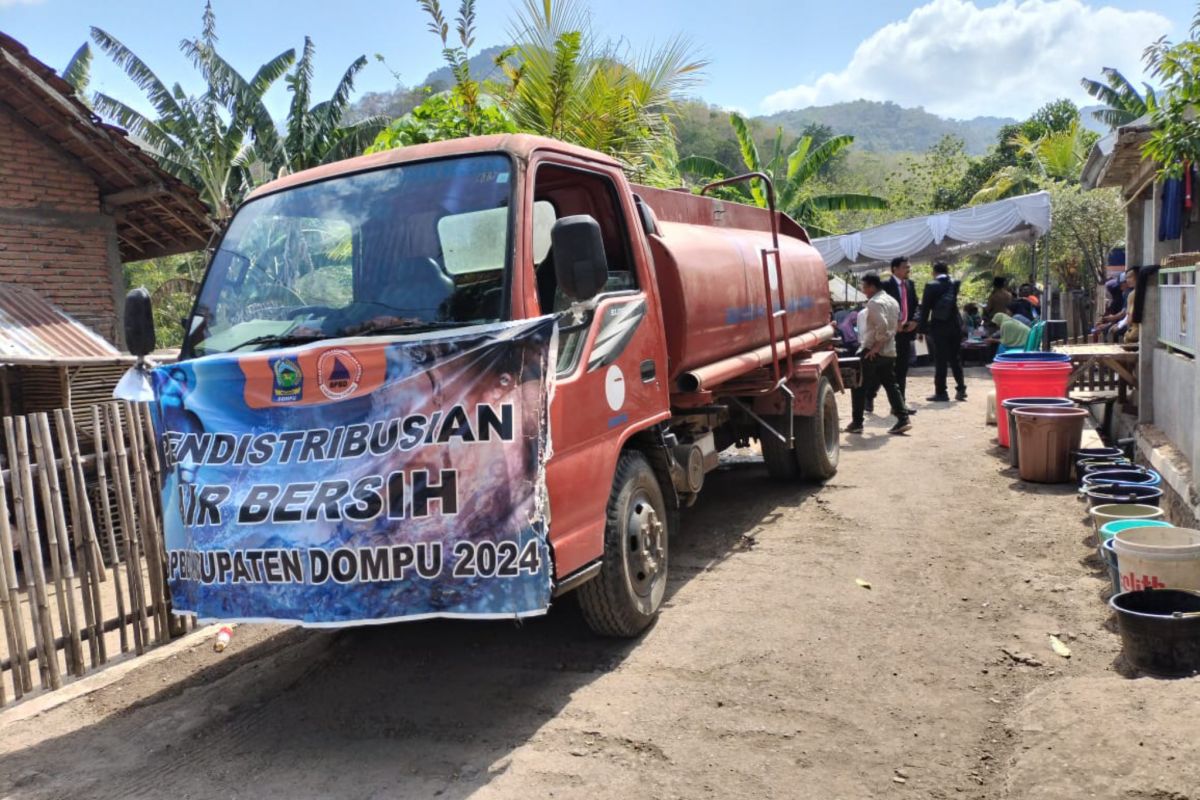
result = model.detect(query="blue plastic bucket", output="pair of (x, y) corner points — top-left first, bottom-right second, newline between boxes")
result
(995, 352), (1071, 364)
(1102, 538), (1122, 595)
(1099, 518), (1173, 545)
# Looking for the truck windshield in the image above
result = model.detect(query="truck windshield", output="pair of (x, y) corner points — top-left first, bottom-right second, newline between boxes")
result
(186, 154), (514, 357)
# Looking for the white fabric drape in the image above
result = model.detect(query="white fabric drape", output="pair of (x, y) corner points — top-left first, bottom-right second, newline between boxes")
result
(812, 191), (1051, 273)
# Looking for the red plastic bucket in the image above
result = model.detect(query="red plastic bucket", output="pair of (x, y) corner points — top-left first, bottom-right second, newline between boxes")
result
(990, 363), (1073, 447)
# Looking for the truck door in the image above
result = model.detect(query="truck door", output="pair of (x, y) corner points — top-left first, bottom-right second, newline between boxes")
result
(525, 159), (671, 579)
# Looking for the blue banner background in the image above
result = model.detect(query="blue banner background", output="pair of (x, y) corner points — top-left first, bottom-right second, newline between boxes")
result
(151, 318), (556, 626)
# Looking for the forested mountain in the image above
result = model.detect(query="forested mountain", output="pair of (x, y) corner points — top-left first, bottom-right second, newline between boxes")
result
(350, 47), (1017, 156)
(760, 100), (1013, 155)
(348, 45), (509, 122)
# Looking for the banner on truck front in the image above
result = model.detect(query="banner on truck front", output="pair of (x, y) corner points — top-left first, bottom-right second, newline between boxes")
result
(145, 317), (556, 626)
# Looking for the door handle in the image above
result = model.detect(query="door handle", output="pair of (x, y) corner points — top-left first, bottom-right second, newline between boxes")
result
(640, 359), (656, 382)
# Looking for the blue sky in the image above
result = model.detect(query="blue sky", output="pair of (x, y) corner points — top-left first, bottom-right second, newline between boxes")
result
(0, 0), (1188, 121)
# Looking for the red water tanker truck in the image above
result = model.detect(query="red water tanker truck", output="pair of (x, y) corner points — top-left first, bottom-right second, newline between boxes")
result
(126, 135), (845, 637)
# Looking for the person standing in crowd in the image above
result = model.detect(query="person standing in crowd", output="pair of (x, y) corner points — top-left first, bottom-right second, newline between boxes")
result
(882, 256), (919, 414)
(918, 262), (967, 402)
(983, 276), (1012, 331)
(846, 274), (912, 436)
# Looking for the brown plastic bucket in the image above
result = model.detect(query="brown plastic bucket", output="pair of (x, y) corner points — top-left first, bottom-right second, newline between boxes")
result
(1014, 406), (1089, 483)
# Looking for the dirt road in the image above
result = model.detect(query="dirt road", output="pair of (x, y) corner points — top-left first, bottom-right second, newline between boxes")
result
(2, 367), (1198, 799)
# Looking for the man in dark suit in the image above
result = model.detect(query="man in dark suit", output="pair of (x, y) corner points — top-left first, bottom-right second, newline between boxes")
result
(881, 256), (919, 413)
(918, 261), (967, 402)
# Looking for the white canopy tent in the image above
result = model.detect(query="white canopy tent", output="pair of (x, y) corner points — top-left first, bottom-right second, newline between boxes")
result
(812, 191), (1052, 274)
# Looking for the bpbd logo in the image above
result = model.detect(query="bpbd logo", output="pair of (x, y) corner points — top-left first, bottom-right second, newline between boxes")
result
(270, 357), (303, 403)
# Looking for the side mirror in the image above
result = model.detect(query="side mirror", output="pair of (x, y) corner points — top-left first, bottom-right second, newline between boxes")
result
(124, 287), (156, 358)
(551, 215), (609, 303)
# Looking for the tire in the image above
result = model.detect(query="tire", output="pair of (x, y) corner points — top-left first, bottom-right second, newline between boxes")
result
(578, 451), (669, 637)
(759, 376), (840, 482)
(795, 377), (839, 481)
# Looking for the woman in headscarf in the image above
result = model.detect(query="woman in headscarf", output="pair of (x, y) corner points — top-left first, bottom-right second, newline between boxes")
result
(990, 312), (1030, 355)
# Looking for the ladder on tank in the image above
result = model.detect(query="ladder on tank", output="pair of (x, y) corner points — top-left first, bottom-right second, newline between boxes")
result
(700, 173), (797, 445)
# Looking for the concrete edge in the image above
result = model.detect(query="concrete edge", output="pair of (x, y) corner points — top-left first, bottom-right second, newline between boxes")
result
(0, 623), (225, 727)
(1136, 425), (1200, 526)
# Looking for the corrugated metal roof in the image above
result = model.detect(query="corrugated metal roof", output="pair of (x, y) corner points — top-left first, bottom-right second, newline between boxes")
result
(0, 284), (120, 360)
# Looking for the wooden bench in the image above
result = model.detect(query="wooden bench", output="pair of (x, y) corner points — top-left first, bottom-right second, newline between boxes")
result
(1052, 343), (1138, 440)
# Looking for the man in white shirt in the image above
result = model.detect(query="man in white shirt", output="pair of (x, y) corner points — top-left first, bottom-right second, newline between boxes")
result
(846, 273), (912, 435)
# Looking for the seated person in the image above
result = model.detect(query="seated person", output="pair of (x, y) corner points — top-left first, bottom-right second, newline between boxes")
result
(962, 303), (983, 337)
(1091, 277), (1127, 340)
(989, 312), (1031, 355)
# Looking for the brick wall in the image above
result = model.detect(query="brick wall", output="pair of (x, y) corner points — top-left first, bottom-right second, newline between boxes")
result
(0, 107), (119, 340)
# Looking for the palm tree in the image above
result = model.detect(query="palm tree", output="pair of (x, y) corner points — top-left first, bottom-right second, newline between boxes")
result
(252, 37), (388, 178)
(679, 113), (887, 236)
(970, 120), (1091, 204)
(1080, 67), (1157, 130)
(504, 0), (706, 180)
(90, 2), (294, 218)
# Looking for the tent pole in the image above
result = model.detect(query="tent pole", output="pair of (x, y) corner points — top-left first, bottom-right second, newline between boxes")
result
(1042, 236), (1053, 351)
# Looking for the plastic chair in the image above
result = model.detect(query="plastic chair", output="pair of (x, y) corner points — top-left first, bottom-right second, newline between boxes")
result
(1025, 320), (1045, 351)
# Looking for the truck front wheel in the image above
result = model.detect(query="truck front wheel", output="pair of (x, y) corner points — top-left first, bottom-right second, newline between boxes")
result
(578, 451), (669, 637)
(760, 376), (840, 482)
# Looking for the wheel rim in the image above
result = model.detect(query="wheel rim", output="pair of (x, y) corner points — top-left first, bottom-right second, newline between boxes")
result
(822, 391), (840, 461)
(624, 489), (666, 603)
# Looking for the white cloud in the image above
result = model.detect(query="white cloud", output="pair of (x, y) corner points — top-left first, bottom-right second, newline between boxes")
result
(0, 0), (46, 6)
(760, 0), (1173, 119)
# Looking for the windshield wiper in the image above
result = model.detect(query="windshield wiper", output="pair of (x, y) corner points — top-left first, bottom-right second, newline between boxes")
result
(339, 319), (467, 337)
(226, 332), (328, 352)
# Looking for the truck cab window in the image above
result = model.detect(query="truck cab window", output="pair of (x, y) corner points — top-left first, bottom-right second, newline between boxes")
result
(532, 164), (638, 318)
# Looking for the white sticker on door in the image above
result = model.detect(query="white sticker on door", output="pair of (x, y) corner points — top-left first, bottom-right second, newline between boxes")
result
(604, 364), (626, 411)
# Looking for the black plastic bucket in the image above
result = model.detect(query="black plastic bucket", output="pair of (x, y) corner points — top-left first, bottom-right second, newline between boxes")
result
(1110, 589), (1200, 677)
(1082, 468), (1160, 489)
(1073, 446), (1125, 461)
(1077, 459), (1133, 486)
(1085, 483), (1163, 508)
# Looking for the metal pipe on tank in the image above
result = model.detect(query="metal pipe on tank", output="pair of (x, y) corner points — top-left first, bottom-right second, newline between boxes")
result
(678, 325), (835, 393)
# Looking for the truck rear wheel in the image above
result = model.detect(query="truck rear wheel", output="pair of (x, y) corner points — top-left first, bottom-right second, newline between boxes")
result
(795, 376), (839, 481)
(760, 376), (840, 482)
(578, 451), (669, 638)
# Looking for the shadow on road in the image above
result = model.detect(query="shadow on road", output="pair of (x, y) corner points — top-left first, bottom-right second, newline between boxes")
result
(0, 460), (819, 799)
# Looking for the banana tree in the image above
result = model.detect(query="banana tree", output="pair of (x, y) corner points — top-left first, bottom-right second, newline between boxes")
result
(90, 2), (294, 218)
(251, 37), (389, 177)
(679, 112), (887, 236)
(62, 43), (91, 96)
(1080, 67), (1157, 130)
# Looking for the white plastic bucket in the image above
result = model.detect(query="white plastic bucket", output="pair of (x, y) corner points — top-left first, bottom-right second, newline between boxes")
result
(1088, 503), (1165, 536)
(1113, 527), (1200, 593)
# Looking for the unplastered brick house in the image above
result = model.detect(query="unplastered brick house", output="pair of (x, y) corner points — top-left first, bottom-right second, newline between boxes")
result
(0, 32), (213, 345)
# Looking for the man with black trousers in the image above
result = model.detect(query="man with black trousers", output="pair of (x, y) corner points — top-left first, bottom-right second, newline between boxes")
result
(918, 261), (967, 402)
(846, 273), (912, 436)
(882, 256), (919, 414)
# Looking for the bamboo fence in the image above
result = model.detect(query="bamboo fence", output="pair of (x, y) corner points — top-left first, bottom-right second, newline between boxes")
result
(0, 401), (188, 707)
